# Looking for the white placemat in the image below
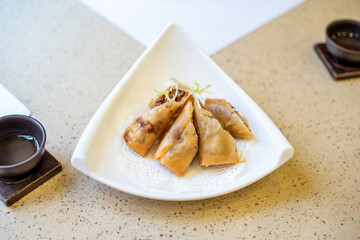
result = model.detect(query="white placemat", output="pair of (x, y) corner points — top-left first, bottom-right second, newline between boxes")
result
(0, 83), (31, 117)
(79, 0), (304, 55)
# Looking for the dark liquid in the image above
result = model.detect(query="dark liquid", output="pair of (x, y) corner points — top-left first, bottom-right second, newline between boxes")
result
(334, 37), (360, 51)
(0, 135), (39, 165)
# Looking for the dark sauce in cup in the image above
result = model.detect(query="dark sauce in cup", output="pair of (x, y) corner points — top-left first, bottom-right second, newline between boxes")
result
(332, 33), (360, 51)
(0, 134), (39, 166)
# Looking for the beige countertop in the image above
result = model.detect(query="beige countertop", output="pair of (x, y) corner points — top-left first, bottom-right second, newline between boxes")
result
(1, 0), (359, 239)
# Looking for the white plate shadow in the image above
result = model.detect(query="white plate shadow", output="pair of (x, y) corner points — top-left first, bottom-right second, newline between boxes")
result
(71, 23), (294, 201)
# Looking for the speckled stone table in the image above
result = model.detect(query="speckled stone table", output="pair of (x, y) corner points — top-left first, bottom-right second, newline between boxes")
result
(1, 0), (359, 239)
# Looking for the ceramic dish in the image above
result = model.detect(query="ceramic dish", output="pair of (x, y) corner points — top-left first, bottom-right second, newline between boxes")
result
(326, 19), (360, 64)
(0, 115), (46, 177)
(71, 23), (294, 201)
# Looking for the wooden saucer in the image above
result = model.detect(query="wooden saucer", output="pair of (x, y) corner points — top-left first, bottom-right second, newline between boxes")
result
(0, 151), (62, 206)
(314, 43), (360, 80)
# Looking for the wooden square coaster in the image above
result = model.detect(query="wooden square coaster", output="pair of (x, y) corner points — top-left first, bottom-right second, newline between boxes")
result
(0, 151), (62, 206)
(314, 43), (360, 80)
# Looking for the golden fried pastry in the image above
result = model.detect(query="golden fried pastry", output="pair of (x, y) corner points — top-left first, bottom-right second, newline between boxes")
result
(123, 101), (180, 157)
(204, 98), (253, 139)
(149, 85), (191, 109)
(192, 98), (239, 166)
(154, 100), (198, 176)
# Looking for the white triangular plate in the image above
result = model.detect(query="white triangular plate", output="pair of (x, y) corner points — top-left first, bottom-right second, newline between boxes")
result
(71, 23), (294, 201)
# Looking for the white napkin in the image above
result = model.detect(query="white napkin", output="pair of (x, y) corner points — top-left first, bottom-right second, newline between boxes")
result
(0, 83), (31, 118)
(79, 0), (304, 55)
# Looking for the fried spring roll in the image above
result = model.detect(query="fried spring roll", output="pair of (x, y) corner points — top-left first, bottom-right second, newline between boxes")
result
(149, 86), (191, 109)
(154, 100), (198, 176)
(150, 86), (192, 141)
(204, 98), (253, 139)
(123, 101), (180, 157)
(192, 98), (239, 166)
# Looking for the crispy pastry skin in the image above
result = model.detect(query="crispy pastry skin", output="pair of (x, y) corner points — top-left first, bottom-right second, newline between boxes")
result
(154, 101), (198, 176)
(204, 98), (253, 139)
(149, 86), (191, 109)
(150, 86), (191, 140)
(192, 98), (239, 166)
(123, 101), (180, 157)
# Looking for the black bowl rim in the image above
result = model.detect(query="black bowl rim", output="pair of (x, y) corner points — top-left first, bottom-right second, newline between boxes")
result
(326, 19), (360, 54)
(0, 114), (46, 169)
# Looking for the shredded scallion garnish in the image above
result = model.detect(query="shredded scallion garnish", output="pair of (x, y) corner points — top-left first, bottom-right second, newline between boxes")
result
(193, 81), (211, 94)
(170, 77), (212, 95)
(154, 83), (178, 102)
(154, 78), (212, 102)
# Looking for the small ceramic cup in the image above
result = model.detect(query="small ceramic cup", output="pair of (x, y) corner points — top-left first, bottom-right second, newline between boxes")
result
(0, 115), (46, 177)
(326, 19), (360, 64)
